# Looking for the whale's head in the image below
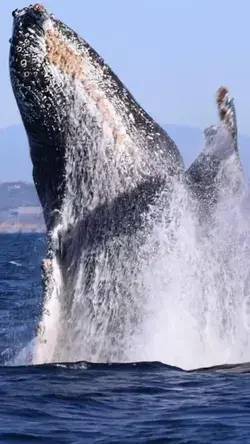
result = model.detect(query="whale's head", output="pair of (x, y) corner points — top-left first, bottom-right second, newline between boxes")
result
(9, 4), (94, 226)
(10, 4), (50, 72)
(9, 4), (88, 138)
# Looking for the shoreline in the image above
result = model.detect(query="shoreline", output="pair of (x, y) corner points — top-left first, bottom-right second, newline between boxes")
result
(0, 231), (45, 234)
(0, 223), (45, 234)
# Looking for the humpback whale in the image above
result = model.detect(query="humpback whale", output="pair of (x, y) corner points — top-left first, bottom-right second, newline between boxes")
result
(9, 4), (184, 363)
(9, 4), (245, 366)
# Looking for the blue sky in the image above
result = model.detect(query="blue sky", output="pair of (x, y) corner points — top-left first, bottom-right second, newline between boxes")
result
(1, 0), (250, 135)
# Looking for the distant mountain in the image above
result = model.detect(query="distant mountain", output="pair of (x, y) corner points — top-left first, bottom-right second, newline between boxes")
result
(0, 182), (39, 211)
(0, 182), (43, 233)
(0, 123), (249, 182)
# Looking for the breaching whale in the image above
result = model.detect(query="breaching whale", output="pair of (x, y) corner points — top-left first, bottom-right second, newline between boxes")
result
(9, 4), (245, 365)
(9, 4), (185, 363)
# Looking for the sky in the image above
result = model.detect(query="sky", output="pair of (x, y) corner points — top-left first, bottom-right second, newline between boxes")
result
(1, 0), (250, 135)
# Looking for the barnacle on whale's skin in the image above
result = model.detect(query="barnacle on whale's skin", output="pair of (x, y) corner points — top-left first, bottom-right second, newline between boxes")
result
(33, 3), (46, 13)
(216, 85), (229, 105)
(216, 85), (238, 149)
(45, 28), (84, 80)
(43, 26), (127, 141)
(43, 27), (129, 142)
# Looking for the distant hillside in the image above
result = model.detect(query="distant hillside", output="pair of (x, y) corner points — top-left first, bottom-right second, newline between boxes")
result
(0, 182), (44, 233)
(0, 182), (39, 211)
(0, 123), (249, 182)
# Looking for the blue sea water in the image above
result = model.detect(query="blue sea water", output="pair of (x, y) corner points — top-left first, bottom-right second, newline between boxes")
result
(1, 234), (250, 443)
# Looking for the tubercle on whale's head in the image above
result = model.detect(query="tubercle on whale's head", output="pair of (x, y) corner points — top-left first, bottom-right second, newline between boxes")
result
(10, 4), (51, 82)
(10, 3), (85, 78)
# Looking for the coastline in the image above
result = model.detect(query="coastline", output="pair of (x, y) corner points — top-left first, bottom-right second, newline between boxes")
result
(0, 222), (45, 234)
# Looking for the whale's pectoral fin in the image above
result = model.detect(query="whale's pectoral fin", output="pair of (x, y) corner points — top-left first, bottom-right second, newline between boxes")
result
(185, 86), (244, 221)
(186, 87), (242, 189)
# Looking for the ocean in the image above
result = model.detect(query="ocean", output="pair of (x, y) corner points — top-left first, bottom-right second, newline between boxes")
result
(1, 233), (250, 443)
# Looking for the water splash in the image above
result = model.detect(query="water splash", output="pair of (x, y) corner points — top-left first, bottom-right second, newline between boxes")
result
(134, 181), (250, 370)
(32, 147), (250, 371)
